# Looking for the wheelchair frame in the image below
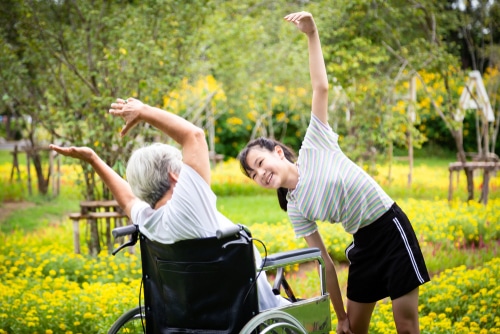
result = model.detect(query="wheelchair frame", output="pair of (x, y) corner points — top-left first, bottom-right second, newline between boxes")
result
(108, 224), (331, 334)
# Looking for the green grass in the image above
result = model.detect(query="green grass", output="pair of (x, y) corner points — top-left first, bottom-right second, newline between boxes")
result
(422, 241), (499, 275)
(394, 144), (456, 160)
(0, 195), (79, 233)
(0, 148), (27, 165)
(0, 150), (11, 165)
(217, 195), (289, 226)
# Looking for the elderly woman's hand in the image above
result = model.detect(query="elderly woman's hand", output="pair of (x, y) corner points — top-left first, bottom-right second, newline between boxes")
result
(109, 97), (145, 137)
(49, 145), (96, 163)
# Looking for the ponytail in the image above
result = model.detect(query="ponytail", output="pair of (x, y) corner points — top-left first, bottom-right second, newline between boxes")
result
(277, 187), (289, 212)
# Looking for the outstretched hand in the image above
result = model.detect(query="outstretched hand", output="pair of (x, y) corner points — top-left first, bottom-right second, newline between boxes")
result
(49, 145), (95, 163)
(109, 97), (145, 137)
(284, 11), (317, 36)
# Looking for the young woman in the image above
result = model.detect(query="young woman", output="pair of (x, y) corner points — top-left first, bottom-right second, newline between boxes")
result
(238, 11), (430, 334)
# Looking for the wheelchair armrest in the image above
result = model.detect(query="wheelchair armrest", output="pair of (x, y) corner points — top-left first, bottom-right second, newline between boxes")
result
(262, 247), (324, 271)
(263, 247), (328, 297)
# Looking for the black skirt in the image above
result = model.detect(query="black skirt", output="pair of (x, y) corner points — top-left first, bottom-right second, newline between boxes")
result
(345, 203), (430, 303)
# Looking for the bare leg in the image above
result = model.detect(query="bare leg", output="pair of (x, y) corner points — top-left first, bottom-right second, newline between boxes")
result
(392, 287), (420, 334)
(346, 299), (376, 334)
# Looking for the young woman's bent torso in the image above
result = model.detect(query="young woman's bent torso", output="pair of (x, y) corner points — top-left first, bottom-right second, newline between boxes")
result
(287, 114), (394, 238)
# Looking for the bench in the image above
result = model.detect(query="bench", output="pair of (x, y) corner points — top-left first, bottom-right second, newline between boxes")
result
(68, 210), (129, 255)
(457, 152), (499, 163)
(209, 151), (224, 167)
(448, 161), (500, 204)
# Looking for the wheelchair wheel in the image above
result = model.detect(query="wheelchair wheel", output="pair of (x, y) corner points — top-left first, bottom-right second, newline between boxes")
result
(239, 310), (308, 334)
(108, 306), (146, 334)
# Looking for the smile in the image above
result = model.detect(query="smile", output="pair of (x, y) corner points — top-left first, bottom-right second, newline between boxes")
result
(266, 172), (273, 185)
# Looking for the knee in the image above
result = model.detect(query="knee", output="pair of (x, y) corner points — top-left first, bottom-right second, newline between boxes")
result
(394, 318), (419, 334)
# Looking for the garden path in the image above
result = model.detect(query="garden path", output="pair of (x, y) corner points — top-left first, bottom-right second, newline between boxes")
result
(0, 201), (34, 223)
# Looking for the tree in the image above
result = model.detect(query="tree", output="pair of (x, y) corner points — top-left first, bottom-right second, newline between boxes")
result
(0, 0), (214, 200)
(0, 0), (55, 195)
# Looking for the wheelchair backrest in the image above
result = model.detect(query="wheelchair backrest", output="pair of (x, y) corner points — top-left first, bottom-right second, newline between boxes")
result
(139, 228), (259, 334)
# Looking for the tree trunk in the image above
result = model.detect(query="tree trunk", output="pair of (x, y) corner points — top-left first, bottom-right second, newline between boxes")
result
(26, 135), (51, 196)
(478, 169), (490, 205)
(31, 150), (50, 195)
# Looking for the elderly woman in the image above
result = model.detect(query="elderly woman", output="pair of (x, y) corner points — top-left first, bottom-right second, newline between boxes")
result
(50, 97), (289, 311)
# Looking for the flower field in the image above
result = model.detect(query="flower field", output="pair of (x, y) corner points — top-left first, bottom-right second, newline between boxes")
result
(0, 158), (499, 333)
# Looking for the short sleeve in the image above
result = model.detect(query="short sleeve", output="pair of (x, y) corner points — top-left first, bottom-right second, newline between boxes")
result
(301, 114), (340, 151)
(287, 200), (318, 238)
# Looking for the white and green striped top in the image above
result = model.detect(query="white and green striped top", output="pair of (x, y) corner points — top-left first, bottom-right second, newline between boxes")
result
(286, 115), (394, 238)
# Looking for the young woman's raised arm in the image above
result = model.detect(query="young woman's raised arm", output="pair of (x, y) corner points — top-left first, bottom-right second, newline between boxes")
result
(109, 98), (211, 185)
(284, 12), (329, 125)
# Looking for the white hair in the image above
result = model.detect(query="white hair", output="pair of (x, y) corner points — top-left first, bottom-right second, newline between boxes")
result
(126, 143), (183, 207)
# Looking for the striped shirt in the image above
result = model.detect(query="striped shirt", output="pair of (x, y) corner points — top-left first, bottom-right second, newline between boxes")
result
(286, 114), (394, 237)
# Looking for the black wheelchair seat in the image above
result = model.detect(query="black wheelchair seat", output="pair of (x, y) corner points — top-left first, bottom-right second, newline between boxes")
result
(140, 227), (258, 334)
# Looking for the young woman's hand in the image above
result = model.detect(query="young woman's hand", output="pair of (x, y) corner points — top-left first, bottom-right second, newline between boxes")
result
(337, 317), (354, 334)
(49, 145), (96, 163)
(284, 11), (317, 36)
(109, 97), (145, 137)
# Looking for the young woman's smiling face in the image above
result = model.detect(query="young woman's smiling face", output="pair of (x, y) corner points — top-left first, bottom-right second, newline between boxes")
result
(245, 146), (290, 189)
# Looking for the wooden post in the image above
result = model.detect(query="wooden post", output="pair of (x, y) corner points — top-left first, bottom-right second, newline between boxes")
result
(480, 111), (490, 205)
(448, 168), (454, 203)
(49, 148), (54, 196)
(481, 168), (490, 205)
(407, 75), (417, 187)
(69, 213), (82, 254)
(9, 145), (21, 182)
(26, 149), (32, 195)
(88, 218), (100, 256)
(55, 152), (61, 196)
(81, 203), (100, 256)
(105, 217), (112, 253)
(73, 220), (81, 254)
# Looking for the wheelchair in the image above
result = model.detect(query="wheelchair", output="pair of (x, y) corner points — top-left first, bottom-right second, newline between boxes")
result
(108, 224), (331, 334)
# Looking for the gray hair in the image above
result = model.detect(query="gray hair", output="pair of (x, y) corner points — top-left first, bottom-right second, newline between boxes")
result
(126, 143), (183, 208)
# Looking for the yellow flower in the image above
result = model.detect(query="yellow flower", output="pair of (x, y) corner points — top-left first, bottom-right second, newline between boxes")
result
(226, 116), (243, 126)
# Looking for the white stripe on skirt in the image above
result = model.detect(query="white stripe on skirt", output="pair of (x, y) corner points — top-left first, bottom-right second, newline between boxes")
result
(393, 217), (425, 284)
(345, 242), (355, 265)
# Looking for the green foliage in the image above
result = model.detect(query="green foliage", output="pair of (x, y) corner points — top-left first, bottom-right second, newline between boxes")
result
(1, 0), (500, 200)
(0, 0), (215, 200)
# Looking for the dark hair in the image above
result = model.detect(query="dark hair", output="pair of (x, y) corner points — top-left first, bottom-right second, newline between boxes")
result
(237, 137), (296, 212)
